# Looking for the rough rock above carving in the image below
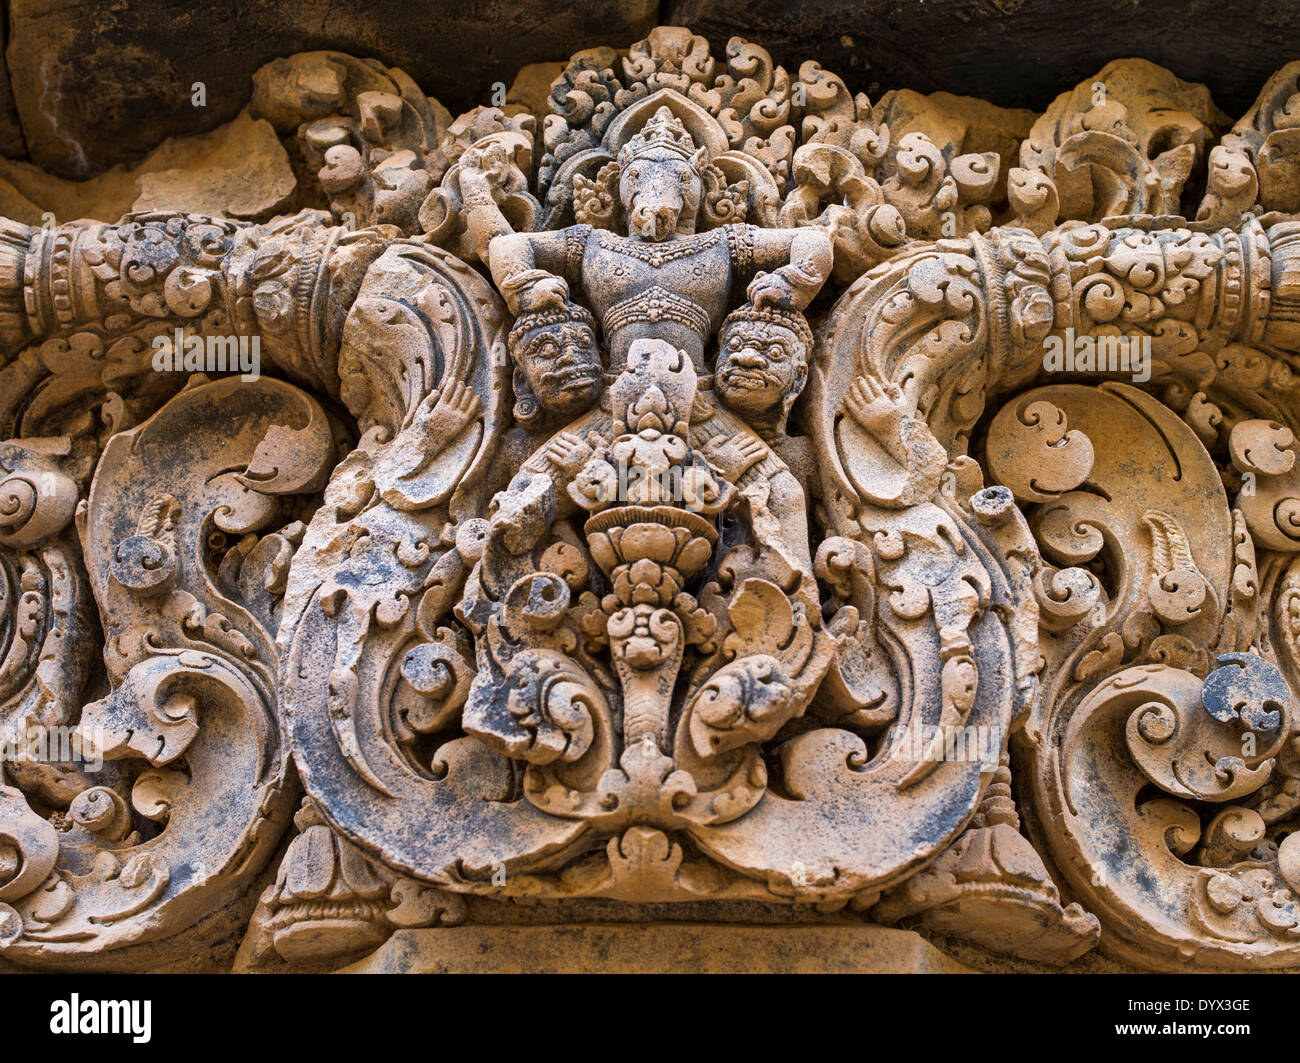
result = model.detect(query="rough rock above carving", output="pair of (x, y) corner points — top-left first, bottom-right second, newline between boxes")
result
(7, 0), (1300, 180)
(4, 0), (659, 178)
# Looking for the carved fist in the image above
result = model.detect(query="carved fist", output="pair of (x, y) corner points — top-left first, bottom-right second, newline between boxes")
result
(747, 269), (798, 310)
(516, 273), (572, 313)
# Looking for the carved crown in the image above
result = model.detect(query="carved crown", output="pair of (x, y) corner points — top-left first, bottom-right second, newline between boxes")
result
(721, 301), (815, 354)
(618, 106), (702, 166)
(507, 300), (597, 347)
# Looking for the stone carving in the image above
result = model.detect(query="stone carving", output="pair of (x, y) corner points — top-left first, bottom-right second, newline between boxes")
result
(1, 24), (1300, 974)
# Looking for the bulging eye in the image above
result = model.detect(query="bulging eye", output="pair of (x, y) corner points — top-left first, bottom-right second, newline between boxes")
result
(729, 336), (742, 349)
(769, 345), (786, 361)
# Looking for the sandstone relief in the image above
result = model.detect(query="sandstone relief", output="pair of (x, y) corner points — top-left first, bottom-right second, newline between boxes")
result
(1, 23), (1299, 975)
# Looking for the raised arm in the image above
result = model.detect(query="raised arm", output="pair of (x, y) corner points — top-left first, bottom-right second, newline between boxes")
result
(746, 227), (834, 311)
(457, 142), (519, 263)
(485, 229), (586, 314)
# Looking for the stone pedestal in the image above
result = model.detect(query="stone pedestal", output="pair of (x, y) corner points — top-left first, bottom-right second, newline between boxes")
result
(334, 925), (975, 974)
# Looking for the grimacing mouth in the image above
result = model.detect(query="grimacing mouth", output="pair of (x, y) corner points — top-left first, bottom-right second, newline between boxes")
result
(720, 364), (781, 390)
(540, 364), (602, 390)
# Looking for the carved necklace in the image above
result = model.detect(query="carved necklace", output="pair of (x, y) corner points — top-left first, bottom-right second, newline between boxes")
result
(597, 230), (722, 268)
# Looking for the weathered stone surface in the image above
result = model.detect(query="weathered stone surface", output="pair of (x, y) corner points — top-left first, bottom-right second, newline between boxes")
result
(6, 0), (658, 178)
(0, 109), (297, 223)
(0, 178), (41, 226)
(0, 21), (25, 160)
(669, 0), (1300, 116)
(506, 62), (567, 118)
(2, 22), (1300, 978)
(130, 111), (298, 219)
(11, 0), (1299, 179)
(333, 925), (977, 973)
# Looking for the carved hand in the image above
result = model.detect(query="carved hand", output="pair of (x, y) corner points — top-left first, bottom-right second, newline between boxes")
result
(545, 432), (595, 478)
(747, 268), (800, 311)
(746, 229), (833, 311)
(842, 374), (950, 481)
(490, 252), (573, 314)
(459, 142), (512, 197)
(416, 380), (482, 445)
(701, 433), (767, 482)
(843, 375), (908, 438)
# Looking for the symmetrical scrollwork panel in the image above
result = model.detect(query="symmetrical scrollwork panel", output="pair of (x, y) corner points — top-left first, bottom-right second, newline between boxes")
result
(4, 23), (1300, 972)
